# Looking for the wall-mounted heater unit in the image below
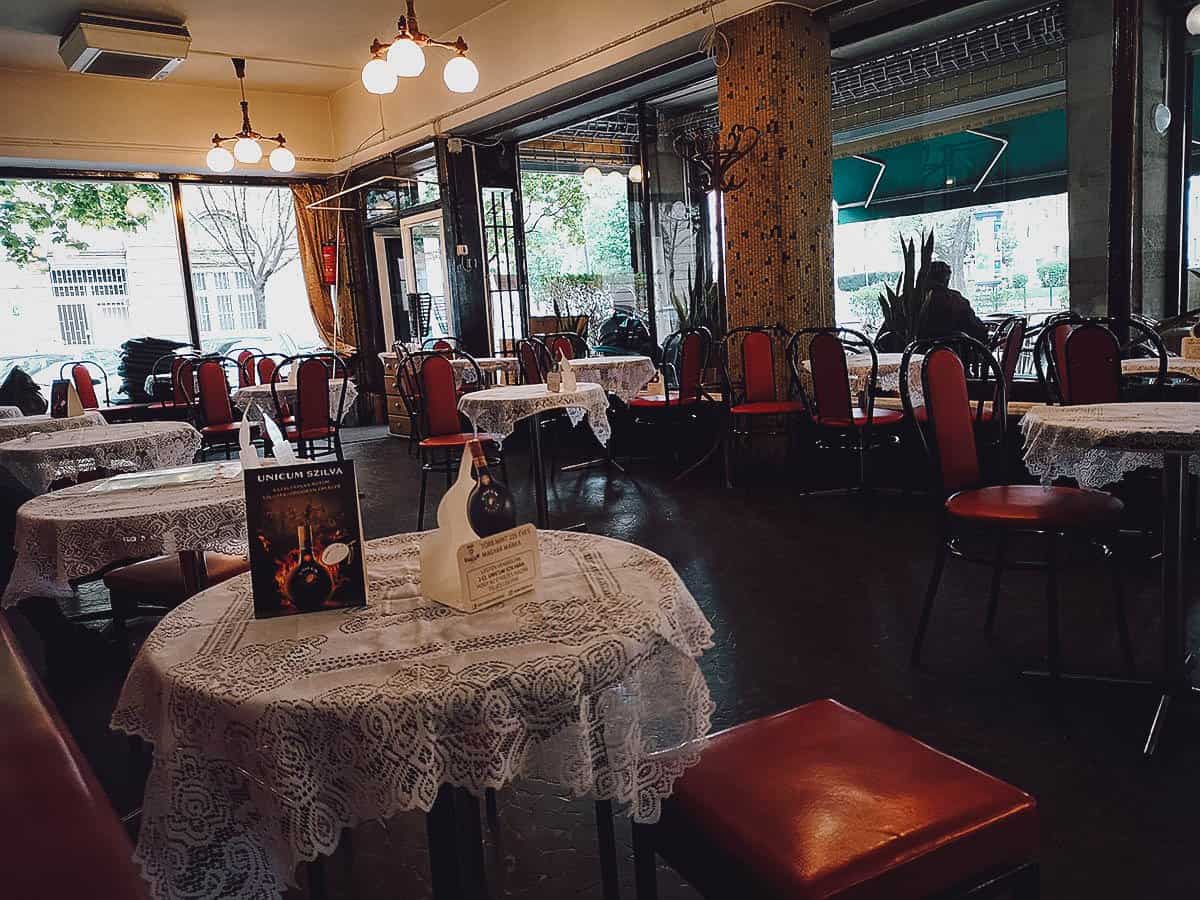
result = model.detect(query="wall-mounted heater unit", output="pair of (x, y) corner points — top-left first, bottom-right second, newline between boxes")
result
(59, 12), (191, 80)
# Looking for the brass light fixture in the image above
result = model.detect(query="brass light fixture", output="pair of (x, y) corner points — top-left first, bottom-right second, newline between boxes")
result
(362, 0), (479, 95)
(207, 58), (294, 173)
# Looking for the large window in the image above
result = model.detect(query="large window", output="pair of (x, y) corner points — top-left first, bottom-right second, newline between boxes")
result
(179, 184), (321, 361)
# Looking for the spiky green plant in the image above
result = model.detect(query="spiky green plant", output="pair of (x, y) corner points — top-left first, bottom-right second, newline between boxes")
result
(671, 265), (720, 334)
(877, 230), (935, 346)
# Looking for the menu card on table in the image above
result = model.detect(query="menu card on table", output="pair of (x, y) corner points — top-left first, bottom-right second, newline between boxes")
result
(244, 460), (367, 618)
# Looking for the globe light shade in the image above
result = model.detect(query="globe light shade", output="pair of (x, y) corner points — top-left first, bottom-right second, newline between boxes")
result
(1188, 4), (1200, 35)
(443, 54), (479, 93)
(1154, 102), (1172, 135)
(269, 145), (296, 173)
(606, 170), (625, 184)
(627, 164), (643, 183)
(124, 194), (149, 218)
(583, 166), (602, 185)
(387, 38), (426, 77)
(233, 137), (262, 164)
(206, 145), (235, 173)
(361, 57), (398, 94)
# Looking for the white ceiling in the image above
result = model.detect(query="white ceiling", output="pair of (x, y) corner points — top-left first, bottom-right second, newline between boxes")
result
(0, 0), (506, 94)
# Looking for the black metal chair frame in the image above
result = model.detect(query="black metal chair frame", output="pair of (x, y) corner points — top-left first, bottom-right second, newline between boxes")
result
(542, 331), (590, 360)
(422, 335), (463, 352)
(515, 337), (554, 385)
(182, 355), (245, 460)
(901, 335), (1134, 677)
(60, 359), (111, 408)
(1032, 312), (1167, 404)
(272, 353), (350, 461)
(148, 351), (199, 410)
(234, 347), (266, 386)
(719, 324), (801, 485)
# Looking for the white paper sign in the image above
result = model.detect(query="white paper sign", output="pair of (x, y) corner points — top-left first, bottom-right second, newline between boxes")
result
(453, 523), (539, 612)
(560, 358), (577, 392)
(66, 381), (84, 417)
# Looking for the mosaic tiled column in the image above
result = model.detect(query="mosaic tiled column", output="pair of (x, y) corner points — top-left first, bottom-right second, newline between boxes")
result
(718, 5), (834, 334)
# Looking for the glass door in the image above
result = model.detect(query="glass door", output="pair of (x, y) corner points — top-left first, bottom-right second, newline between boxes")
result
(401, 212), (451, 342)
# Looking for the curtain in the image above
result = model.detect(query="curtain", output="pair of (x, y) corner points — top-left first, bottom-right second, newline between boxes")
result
(291, 183), (358, 354)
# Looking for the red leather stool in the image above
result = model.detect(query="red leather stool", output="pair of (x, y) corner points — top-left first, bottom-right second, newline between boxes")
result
(634, 700), (1038, 900)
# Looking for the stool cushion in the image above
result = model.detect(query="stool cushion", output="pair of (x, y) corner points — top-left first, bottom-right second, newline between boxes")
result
(946, 485), (1123, 529)
(104, 552), (249, 602)
(664, 699), (1037, 900)
(814, 407), (904, 429)
(419, 433), (500, 449)
(730, 400), (806, 416)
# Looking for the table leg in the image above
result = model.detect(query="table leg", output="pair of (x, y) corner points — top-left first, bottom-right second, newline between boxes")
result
(528, 413), (549, 528)
(178, 549), (208, 597)
(426, 785), (489, 900)
(1145, 453), (1192, 757)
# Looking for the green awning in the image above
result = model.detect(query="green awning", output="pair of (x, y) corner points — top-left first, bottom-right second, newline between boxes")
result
(834, 109), (1067, 224)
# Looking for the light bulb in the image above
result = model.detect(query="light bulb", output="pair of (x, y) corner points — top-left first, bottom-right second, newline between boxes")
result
(628, 164), (643, 183)
(124, 194), (149, 218)
(361, 57), (398, 94)
(583, 166), (602, 185)
(387, 38), (426, 77)
(1188, 4), (1200, 35)
(206, 145), (235, 172)
(443, 54), (479, 93)
(233, 137), (262, 164)
(269, 145), (296, 173)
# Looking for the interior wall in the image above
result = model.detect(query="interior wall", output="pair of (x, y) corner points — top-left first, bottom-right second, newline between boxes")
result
(0, 67), (335, 175)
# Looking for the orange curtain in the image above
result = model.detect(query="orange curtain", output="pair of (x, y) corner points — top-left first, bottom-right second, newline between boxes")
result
(291, 183), (358, 354)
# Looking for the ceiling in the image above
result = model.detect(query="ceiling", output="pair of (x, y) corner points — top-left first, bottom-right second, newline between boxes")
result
(0, 0), (506, 95)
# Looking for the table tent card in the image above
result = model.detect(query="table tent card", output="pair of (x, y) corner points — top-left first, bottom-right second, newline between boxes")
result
(421, 443), (539, 613)
(49, 380), (83, 419)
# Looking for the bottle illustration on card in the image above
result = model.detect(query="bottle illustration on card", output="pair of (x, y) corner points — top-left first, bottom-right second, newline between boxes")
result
(287, 513), (335, 612)
(466, 439), (515, 537)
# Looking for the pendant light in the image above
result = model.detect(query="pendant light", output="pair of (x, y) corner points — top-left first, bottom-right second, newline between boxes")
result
(207, 58), (294, 173)
(364, 1), (479, 95)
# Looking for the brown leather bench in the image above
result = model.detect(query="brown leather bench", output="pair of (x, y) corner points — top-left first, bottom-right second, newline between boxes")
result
(0, 614), (150, 899)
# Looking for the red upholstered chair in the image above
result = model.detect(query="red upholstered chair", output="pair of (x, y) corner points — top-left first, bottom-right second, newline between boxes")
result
(991, 315), (1028, 400)
(60, 360), (107, 409)
(146, 352), (197, 417)
(1063, 324), (1121, 406)
(787, 327), (904, 491)
(1033, 313), (1166, 404)
(403, 351), (504, 529)
(274, 353), (349, 460)
(903, 337), (1134, 676)
(188, 356), (246, 459)
(256, 353), (282, 387)
(236, 349), (260, 387)
(632, 699), (1040, 900)
(720, 325), (805, 485)
(516, 337), (552, 385)
(545, 331), (588, 361)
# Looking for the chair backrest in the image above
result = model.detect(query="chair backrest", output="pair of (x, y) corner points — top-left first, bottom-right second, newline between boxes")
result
(992, 316), (1027, 396)
(295, 357), (331, 433)
(722, 326), (783, 406)
(661, 327), (710, 403)
(236, 350), (257, 387)
(516, 338), (551, 385)
(419, 353), (463, 437)
(257, 355), (279, 386)
(63, 362), (102, 409)
(195, 358), (234, 427)
(788, 328), (870, 425)
(172, 357), (195, 405)
(423, 336), (460, 354)
(1064, 323), (1121, 405)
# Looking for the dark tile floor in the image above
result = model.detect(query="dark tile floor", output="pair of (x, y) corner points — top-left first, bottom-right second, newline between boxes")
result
(8, 422), (1200, 899)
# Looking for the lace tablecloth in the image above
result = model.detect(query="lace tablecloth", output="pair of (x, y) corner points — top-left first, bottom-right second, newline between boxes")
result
(0, 405), (22, 418)
(802, 352), (924, 404)
(233, 381), (358, 423)
(112, 530), (714, 900)
(1122, 357), (1200, 380)
(458, 382), (612, 446)
(2, 462), (247, 606)
(0, 410), (106, 444)
(0, 421), (201, 495)
(1021, 403), (1200, 488)
(569, 356), (656, 403)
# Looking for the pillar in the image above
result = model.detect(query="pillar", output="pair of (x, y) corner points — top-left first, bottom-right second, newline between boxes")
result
(717, 5), (834, 335)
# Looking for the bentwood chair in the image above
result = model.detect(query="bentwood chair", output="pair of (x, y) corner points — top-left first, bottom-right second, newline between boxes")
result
(516, 337), (553, 384)
(991, 315), (1028, 405)
(631, 698), (1039, 900)
(788, 327), (904, 491)
(402, 351), (504, 529)
(719, 325), (805, 485)
(61, 361), (110, 410)
(147, 352), (197, 416)
(186, 356), (251, 459)
(544, 331), (589, 361)
(422, 336), (462, 353)
(236, 348), (264, 387)
(902, 335), (1135, 677)
(1033, 313), (1167, 404)
(273, 353), (350, 461)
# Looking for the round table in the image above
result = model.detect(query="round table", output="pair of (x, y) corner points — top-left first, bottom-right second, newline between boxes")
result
(112, 529), (714, 900)
(803, 352), (924, 403)
(0, 405), (23, 419)
(1021, 402), (1200, 755)
(458, 383), (612, 527)
(233, 381), (358, 424)
(2, 461), (247, 606)
(1122, 356), (1200, 380)
(0, 421), (201, 495)
(568, 355), (656, 403)
(0, 410), (106, 444)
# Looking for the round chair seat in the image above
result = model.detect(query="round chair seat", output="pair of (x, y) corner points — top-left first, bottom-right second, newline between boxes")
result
(815, 407), (904, 429)
(418, 432), (500, 449)
(730, 400), (805, 416)
(946, 484), (1123, 529)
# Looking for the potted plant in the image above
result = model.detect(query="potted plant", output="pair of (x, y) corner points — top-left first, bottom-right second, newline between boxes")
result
(875, 230), (935, 350)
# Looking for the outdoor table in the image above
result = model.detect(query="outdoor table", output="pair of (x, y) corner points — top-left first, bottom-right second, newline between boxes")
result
(232, 380), (358, 423)
(567, 355), (657, 403)
(2, 461), (247, 606)
(0, 410), (106, 444)
(1022, 402), (1200, 755)
(0, 421), (200, 495)
(458, 382), (611, 527)
(111, 529), (714, 900)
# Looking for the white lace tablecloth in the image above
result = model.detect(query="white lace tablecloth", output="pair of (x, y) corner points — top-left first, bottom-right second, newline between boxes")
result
(0, 405), (22, 418)
(233, 381), (358, 424)
(0, 421), (201, 495)
(802, 352), (924, 404)
(0, 410), (106, 444)
(2, 462), (248, 606)
(1122, 357), (1200, 380)
(458, 382), (612, 446)
(1021, 403), (1200, 488)
(112, 530), (714, 900)
(569, 356), (656, 403)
